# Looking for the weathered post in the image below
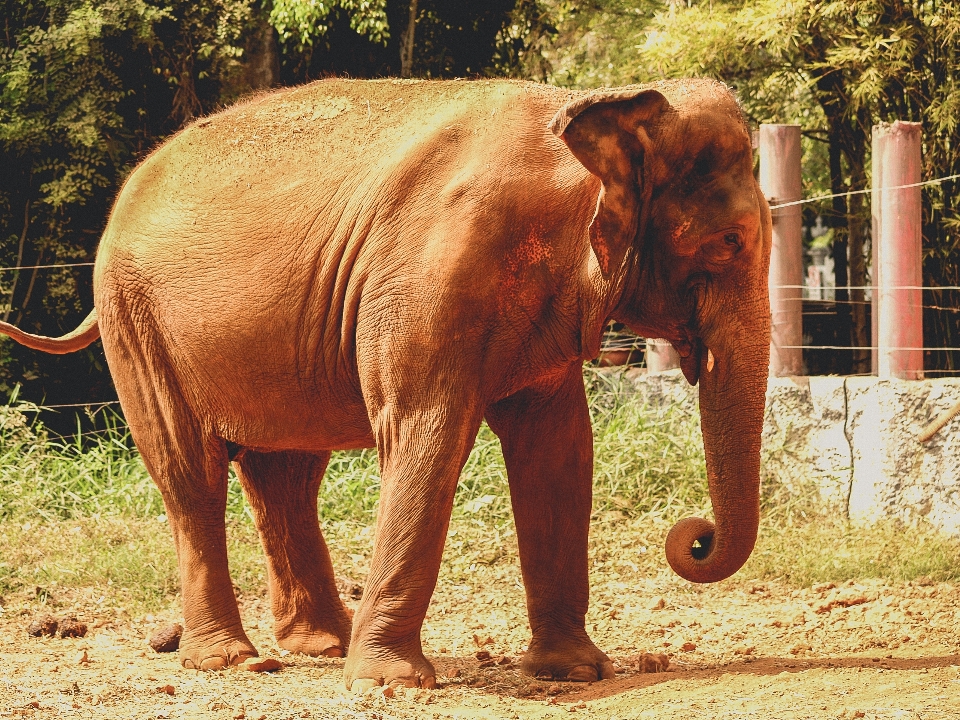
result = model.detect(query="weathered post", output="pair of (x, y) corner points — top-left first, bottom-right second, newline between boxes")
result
(759, 125), (803, 376)
(871, 121), (923, 380)
(645, 338), (680, 373)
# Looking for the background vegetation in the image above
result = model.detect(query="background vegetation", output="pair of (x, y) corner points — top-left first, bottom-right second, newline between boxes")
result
(2, 370), (958, 613)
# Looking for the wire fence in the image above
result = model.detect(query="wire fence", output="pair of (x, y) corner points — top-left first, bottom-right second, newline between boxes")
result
(768, 172), (960, 210)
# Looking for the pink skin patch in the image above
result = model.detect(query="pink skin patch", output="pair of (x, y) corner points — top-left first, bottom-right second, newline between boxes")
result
(589, 224), (610, 274)
(498, 227), (553, 315)
(671, 219), (692, 243)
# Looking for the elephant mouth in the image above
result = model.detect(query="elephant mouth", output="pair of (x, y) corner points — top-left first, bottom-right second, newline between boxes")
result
(674, 335), (705, 386)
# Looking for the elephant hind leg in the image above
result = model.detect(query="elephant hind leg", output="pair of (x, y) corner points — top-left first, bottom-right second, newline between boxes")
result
(158, 440), (258, 671)
(99, 293), (256, 670)
(234, 449), (352, 657)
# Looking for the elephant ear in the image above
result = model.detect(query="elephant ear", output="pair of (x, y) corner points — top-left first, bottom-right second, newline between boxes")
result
(549, 87), (667, 278)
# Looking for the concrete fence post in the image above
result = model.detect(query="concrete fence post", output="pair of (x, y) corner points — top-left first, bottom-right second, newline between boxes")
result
(645, 338), (680, 373)
(872, 121), (924, 380)
(759, 124), (804, 377)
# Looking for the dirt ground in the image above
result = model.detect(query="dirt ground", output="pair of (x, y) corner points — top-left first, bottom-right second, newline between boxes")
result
(3, 566), (960, 720)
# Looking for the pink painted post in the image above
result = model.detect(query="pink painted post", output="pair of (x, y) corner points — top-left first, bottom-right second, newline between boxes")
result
(759, 125), (803, 376)
(645, 338), (680, 373)
(872, 121), (923, 380)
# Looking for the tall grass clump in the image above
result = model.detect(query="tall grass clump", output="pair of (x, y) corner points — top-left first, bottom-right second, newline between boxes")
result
(0, 403), (159, 521)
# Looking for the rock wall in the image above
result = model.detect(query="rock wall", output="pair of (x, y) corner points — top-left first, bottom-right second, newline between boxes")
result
(619, 368), (960, 536)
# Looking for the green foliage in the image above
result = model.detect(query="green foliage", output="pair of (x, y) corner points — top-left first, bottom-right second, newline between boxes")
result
(0, 0), (257, 422)
(268, 0), (389, 49)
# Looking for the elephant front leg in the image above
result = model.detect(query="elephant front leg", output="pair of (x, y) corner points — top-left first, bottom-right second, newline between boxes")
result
(344, 404), (481, 691)
(486, 367), (615, 682)
(234, 449), (352, 658)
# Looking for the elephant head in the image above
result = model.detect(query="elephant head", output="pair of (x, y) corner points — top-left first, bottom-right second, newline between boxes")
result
(550, 80), (772, 584)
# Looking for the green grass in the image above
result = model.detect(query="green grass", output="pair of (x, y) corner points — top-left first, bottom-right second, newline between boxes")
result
(1, 369), (959, 613)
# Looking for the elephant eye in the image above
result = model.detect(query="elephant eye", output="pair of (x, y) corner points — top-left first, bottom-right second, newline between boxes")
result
(723, 232), (741, 249)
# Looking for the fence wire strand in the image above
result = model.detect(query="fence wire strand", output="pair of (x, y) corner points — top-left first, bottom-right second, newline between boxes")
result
(768, 172), (960, 210)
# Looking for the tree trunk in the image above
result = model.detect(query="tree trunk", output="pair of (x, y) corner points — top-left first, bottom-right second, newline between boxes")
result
(828, 132), (852, 374)
(243, 17), (280, 91)
(842, 114), (870, 375)
(399, 0), (418, 78)
(5, 200), (29, 324)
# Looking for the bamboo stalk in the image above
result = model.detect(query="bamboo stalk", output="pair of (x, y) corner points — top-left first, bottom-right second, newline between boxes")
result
(918, 398), (960, 443)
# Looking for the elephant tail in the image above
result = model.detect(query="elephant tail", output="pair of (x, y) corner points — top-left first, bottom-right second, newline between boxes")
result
(0, 309), (100, 354)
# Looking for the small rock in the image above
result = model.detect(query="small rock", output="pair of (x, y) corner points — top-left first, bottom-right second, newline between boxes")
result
(26, 615), (58, 637)
(680, 642), (697, 652)
(238, 657), (282, 673)
(59, 618), (88, 639)
(75, 650), (89, 664)
(379, 685), (395, 699)
(650, 597), (666, 611)
(789, 643), (812, 655)
(473, 634), (494, 647)
(816, 591), (868, 614)
(148, 623), (183, 653)
(479, 659), (497, 668)
(497, 655), (512, 665)
(157, 685), (175, 696)
(337, 577), (363, 600)
(733, 646), (755, 655)
(475, 650), (492, 661)
(546, 683), (562, 695)
(445, 668), (461, 679)
(638, 653), (670, 673)
(350, 678), (379, 693)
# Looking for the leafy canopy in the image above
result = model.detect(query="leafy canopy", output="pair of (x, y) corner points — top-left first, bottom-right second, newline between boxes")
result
(269, 0), (390, 49)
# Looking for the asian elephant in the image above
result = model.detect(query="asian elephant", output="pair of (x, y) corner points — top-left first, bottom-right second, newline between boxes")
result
(0, 78), (771, 689)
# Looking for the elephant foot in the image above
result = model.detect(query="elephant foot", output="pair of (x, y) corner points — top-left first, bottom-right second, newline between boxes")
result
(179, 633), (258, 671)
(277, 628), (348, 658)
(274, 607), (352, 658)
(343, 646), (437, 692)
(520, 632), (615, 682)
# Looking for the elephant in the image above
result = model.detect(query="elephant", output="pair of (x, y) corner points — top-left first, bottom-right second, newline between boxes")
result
(0, 77), (771, 689)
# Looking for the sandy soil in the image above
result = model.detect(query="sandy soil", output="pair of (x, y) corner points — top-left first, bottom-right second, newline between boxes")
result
(2, 569), (960, 720)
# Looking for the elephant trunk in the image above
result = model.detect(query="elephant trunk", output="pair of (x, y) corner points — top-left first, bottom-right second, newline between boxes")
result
(664, 311), (770, 584)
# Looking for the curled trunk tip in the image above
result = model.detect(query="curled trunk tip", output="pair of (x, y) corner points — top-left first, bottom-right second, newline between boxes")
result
(664, 515), (756, 584)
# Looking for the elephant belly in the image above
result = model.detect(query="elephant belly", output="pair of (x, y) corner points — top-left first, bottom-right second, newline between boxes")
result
(164, 318), (375, 452)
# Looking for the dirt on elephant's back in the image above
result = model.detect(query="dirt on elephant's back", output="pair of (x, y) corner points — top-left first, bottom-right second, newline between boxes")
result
(2, 574), (960, 719)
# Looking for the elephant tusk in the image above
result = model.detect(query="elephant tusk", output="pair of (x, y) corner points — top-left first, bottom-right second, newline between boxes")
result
(706, 348), (715, 373)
